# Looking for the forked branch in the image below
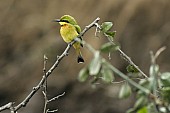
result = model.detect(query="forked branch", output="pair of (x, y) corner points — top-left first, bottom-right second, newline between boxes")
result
(0, 17), (100, 113)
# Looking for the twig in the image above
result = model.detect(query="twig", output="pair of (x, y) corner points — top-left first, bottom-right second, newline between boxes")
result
(155, 46), (166, 60)
(106, 36), (148, 78)
(82, 40), (150, 94)
(43, 55), (48, 113)
(117, 48), (148, 78)
(0, 102), (13, 112)
(47, 109), (58, 113)
(151, 46), (166, 64)
(0, 17), (100, 112)
(149, 46), (166, 112)
(48, 92), (65, 103)
(111, 78), (145, 84)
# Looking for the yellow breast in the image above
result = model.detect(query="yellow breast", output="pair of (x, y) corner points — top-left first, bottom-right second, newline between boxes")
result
(60, 23), (78, 43)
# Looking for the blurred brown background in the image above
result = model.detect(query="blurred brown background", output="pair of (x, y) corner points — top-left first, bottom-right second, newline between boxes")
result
(0, 0), (170, 113)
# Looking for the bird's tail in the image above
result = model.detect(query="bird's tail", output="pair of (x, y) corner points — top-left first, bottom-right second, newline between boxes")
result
(77, 54), (84, 63)
(73, 43), (84, 63)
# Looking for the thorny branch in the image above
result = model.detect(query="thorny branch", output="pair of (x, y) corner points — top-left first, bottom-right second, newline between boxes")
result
(82, 40), (150, 95)
(0, 16), (149, 112)
(48, 92), (66, 103)
(104, 31), (148, 78)
(0, 103), (14, 112)
(117, 48), (148, 78)
(0, 17), (100, 113)
(43, 55), (48, 113)
(93, 21), (148, 78)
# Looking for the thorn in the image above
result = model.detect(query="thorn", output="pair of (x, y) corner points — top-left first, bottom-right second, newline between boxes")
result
(21, 102), (26, 107)
(44, 54), (48, 60)
(57, 55), (60, 59)
(65, 52), (69, 56)
(33, 87), (37, 90)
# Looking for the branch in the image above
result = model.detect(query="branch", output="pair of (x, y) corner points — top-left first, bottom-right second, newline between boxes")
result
(91, 22), (148, 79)
(0, 17), (100, 112)
(83, 40), (151, 94)
(43, 55), (48, 113)
(150, 46), (166, 64)
(106, 35), (148, 78)
(0, 102), (14, 112)
(106, 61), (150, 94)
(48, 92), (65, 103)
(117, 48), (148, 78)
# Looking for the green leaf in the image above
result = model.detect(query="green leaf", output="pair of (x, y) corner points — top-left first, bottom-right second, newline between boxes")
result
(160, 72), (170, 87)
(105, 31), (116, 37)
(89, 51), (101, 75)
(78, 68), (89, 82)
(101, 65), (114, 83)
(105, 31), (116, 40)
(138, 78), (154, 92)
(161, 87), (170, 103)
(119, 83), (132, 99)
(147, 103), (159, 113)
(100, 42), (120, 53)
(139, 79), (151, 91)
(126, 108), (135, 113)
(126, 64), (139, 73)
(134, 96), (147, 109)
(101, 22), (113, 33)
(137, 106), (148, 113)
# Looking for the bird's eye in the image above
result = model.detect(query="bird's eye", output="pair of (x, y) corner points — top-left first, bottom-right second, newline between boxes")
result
(61, 20), (69, 23)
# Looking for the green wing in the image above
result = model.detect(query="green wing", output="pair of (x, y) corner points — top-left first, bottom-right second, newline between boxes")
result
(74, 25), (81, 34)
(74, 25), (83, 47)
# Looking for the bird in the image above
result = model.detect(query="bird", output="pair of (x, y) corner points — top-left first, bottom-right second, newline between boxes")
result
(53, 15), (84, 63)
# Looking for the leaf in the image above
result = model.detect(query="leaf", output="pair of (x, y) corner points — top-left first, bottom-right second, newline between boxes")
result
(126, 64), (139, 73)
(139, 79), (151, 91)
(160, 72), (170, 87)
(101, 65), (114, 83)
(119, 83), (132, 99)
(159, 107), (167, 113)
(134, 96), (147, 109)
(147, 103), (159, 113)
(105, 31), (116, 37)
(138, 78), (154, 93)
(100, 42), (120, 53)
(78, 68), (89, 82)
(126, 108), (135, 113)
(105, 31), (116, 40)
(161, 87), (170, 103)
(89, 51), (101, 75)
(137, 106), (148, 113)
(101, 22), (113, 33)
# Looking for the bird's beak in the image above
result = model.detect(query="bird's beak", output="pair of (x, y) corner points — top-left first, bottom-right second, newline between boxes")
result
(52, 19), (60, 22)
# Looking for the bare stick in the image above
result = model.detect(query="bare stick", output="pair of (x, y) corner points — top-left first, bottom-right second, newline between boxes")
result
(94, 23), (148, 78)
(117, 48), (148, 78)
(151, 46), (166, 64)
(106, 35), (148, 78)
(43, 55), (48, 113)
(48, 92), (65, 103)
(0, 17), (100, 112)
(83, 40), (150, 94)
(47, 109), (58, 112)
(0, 102), (13, 112)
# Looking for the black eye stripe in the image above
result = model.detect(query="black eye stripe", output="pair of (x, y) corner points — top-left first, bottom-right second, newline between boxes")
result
(60, 20), (69, 23)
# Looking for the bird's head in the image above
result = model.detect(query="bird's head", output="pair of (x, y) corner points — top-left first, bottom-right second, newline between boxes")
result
(53, 15), (77, 26)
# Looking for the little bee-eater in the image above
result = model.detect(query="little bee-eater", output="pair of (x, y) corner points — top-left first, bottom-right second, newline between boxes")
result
(53, 15), (84, 63)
